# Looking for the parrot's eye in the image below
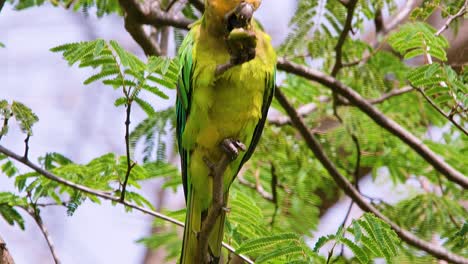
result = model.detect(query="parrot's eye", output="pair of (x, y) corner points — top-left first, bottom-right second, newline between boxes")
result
(225, 2), (254, 32)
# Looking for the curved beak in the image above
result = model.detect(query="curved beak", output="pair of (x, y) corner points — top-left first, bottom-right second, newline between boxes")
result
(225, 2), (255, 32)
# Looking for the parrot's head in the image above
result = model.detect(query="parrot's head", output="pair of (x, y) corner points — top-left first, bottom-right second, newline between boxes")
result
(204, 0), (262, 36)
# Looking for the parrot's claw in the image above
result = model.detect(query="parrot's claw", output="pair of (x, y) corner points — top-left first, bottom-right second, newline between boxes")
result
(221, 138), (246, 160)
(222, 206), (231, 213)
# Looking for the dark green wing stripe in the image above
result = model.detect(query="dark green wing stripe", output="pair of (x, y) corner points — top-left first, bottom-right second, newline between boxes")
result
(239, 68), (276, 167)
(176, 31), (195, 199)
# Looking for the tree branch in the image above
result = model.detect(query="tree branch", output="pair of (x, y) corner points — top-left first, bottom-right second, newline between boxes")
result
(0, 144), (254, 264)
(331, 0), (358, 76)
(0, 235), (15, 264)
(435, 0), (468, 36)
(123, 15), (162, 57)
(268, 87), (414, 126)
(276, 58), (468, 189)
(119, 0), (192, 30)
(120, 101), (134, 202)
(268, 103), (318, 126)
(274, 87), (468, 264)
(238, 171), (274, 202)
(22, 206), (61, 264)
(365, 86), (414, 104)
(415, 86), (468, 136)
(23, 134), (30, 160)
(199, 152), (230, 263)
(0, 0), (5, 13)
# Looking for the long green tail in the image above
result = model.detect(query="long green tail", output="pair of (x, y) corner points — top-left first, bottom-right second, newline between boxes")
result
(180, 188), (227, 264)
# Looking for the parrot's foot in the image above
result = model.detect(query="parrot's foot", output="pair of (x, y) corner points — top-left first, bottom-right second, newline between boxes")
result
(222, 207), (231, 213)
(221, 138), (246, 160)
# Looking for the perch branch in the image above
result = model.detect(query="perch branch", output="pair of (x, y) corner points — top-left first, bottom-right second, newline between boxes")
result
(199, 139), (245, 263)
(274, 87), (468, 264)
(276, 58), (468, 189)
(199, 152), (231, 263)
(0, 144), (254, 264)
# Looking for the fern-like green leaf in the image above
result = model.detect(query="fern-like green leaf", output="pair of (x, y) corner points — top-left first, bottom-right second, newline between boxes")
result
(236, 233), (299, 254)
(11, 101), (39, 136)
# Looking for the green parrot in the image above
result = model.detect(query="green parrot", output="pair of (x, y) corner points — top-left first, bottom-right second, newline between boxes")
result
(176, 0), (276, 262)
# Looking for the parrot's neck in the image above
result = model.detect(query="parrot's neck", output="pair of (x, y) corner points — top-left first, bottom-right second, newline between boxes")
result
(201, 12), (228, 37)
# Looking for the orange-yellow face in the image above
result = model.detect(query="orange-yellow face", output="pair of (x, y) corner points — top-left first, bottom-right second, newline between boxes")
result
(206, 0), (261, 18)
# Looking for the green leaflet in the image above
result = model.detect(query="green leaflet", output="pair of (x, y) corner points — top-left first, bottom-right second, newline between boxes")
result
(388, 22), (449, 61)
(51, 39), (177, 115)
(314, 213), (400, 264)
(0, 192), (27, 230)
(236, 233), (300, 254)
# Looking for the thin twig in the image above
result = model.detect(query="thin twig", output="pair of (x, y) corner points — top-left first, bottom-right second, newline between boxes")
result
(338, 201), (354, 257)
(270, 162), (279, 228)
(276, 58), (468, 189)
(351, 135), (361, 191)
(331, 0), (358, 77)
(274, 87), (468, 264)
(268, 87), (413, 126)
(435, 0), (468, 36)
(238, 173), (274, 202)
(338, 87), (414, 105)
(419, 37), (467, 136)
(415, 87), (468, 136)
(0, 114), (10, 142)
(268, 103), (319, 126)
(366, 86), (413, 104)
(23, 134), (30, 160)
(22, 206), (61, 264)
(120, 101), (134, 202)
(326, 201), (354, 263)
(0, 144), (254, 264)
(342, 37), (388, 68)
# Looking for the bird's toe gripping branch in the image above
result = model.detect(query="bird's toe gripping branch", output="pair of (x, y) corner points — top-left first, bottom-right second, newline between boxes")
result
(221, 138), (247, 160)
